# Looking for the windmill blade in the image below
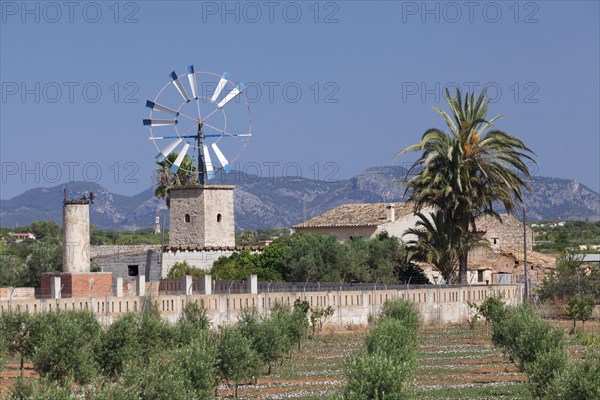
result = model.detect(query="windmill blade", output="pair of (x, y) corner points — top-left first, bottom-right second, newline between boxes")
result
(211, 72), (229, 102)
(211, 143), (231, 173)
(217, 83), (245, 108)
(203, 133), (253, 138)
(186, 65), (198, 100)
(170, 143), (190, 173)
(146, 100), (179, 116)
(150, 135), (196, 140)
(203, 145), (215, 180)
(170, 71), (190, 103)
(155, 138), (183, 162)
(143, 119), (177, 126)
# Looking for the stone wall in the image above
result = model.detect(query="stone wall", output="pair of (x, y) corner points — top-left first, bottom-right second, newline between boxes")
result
(90, 245), (160, 258)
(1, 284), (522, 327)
(63, 202), (90, 273)
(93, 250), (161, 281)
(477, 214), (533, 253)
(168, 185), (235, 247)
(0, 287), (37, 299)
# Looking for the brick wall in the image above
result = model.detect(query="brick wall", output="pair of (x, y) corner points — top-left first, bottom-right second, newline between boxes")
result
(40, 272), (113, 299)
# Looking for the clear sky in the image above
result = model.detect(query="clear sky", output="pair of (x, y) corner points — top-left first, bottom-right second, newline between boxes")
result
(1, 0), (599, 199)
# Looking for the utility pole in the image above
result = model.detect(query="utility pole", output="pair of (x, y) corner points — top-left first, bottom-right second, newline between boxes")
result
(523, 207), (529, 303)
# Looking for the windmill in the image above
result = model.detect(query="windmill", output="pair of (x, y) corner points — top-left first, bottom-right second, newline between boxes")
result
(143, 66), (252, 184)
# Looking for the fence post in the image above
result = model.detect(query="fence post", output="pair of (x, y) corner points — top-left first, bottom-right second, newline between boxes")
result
(202, 275), (212, 295)
(136, 275), (146, 297)
(247, 274), (258, 295)
(115, 277), (123, 298)
(51, 277), (62, 300)
(182, 275), (193, 296)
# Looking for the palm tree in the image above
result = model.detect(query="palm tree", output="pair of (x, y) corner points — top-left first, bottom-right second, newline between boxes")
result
(404, 210), (488, 283)
(396, 88), (535, 284)
(154, 152), (197, 200)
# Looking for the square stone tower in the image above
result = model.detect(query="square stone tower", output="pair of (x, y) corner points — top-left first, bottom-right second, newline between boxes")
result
(168, 185), (235, 247)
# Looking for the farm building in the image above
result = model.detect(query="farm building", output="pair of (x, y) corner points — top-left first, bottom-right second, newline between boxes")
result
(294, 202), (555, 284)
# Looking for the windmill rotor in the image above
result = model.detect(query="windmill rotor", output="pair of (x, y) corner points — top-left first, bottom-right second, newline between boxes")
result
(143, 67), (252, 184)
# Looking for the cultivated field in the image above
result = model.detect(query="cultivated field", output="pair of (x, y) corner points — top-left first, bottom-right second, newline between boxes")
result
(2, 321), (597, 399)
(219, 324), (531, 399)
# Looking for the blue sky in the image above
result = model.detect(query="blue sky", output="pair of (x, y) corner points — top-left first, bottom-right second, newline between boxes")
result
(1, 0), (599, 199)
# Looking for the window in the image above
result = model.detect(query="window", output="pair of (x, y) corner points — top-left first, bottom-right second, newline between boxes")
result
(184, 214), (191, 223)
(217, 213), (222, 223)
(492, 237), (499, 245)
(128, 265), (139, 276)
(477, 270), (484, 282)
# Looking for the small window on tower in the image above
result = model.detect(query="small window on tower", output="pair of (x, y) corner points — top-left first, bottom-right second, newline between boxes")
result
(217, 213), (222, 223)
(185, 214), (191, 223)
(128, 265), (139, 277)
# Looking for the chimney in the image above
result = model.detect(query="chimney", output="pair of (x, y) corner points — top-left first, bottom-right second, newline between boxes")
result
(385, 204), (395, 222)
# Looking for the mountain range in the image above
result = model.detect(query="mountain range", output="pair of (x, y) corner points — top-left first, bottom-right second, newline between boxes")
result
(1, 166), (598, 230)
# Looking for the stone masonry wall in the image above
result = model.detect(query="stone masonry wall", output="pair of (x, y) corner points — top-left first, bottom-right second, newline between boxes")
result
(478, 214), (533, 253)
(62, 203), (90, 273)
(168, 185), (235, 247)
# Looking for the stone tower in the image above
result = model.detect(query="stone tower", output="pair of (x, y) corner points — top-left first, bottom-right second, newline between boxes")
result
(62, 200), (91, 273)
(168, 185), (235, 247)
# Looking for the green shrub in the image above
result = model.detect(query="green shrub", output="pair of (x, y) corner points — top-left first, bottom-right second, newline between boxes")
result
(218, 325), (261, 398)
(289, 301), (310, 351)
(525, 347), (568, 399)
(9, 376), (73, 400)
(477, 296), (506, 324)
(95, 313), (140, 377)
(94, 333), (218, 400)
(379, 299), (419, 330)
(254, 317), (290, 374)
(166, 260), (205, 279)
(31, 310), (102, 384)
(491, 304), (565, 369)
(549, 349), (600, 400)
(344, 299), (419, 399)
(364, 318), (417, 369)
(137, 309), (178, 358)
(117, 350), (197, 400)
(564, 294), (595, 332)
(343, 352), (412, 399)
(0, 310), (36, 375)
(176, 301), (211, 344)
(180, 331), (219, 398)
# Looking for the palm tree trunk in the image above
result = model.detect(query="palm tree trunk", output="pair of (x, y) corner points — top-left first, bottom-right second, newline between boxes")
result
(459, 252), (468, 284)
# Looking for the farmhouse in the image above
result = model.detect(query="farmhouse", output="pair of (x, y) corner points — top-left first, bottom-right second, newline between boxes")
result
(294, 202), (554, 284)
(10, 232), (36, 242)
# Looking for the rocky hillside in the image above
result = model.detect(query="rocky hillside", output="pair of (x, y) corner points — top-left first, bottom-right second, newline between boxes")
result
(1, 166), (598, 230)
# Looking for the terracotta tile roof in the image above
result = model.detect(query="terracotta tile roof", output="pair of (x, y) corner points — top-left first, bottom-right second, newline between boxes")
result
(294, 202), (414, 229)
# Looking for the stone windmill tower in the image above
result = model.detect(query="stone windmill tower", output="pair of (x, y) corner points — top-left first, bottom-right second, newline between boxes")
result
(168, 184), (235, 248)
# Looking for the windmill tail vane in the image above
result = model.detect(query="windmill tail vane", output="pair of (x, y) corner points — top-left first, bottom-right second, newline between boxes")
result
(143, 65), (252, 184)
